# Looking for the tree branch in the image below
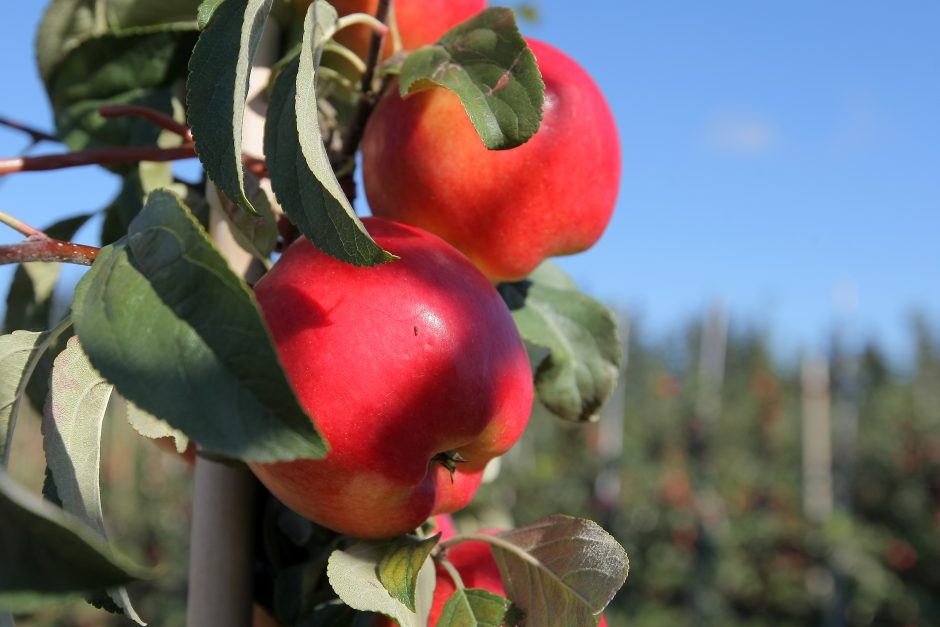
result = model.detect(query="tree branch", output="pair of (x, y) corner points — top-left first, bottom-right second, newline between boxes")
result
(99, 105), (193, 142)
(0, 145), (197, 175)
(0, 115), (58, 144)
(0, 236), (99, 266)
(0, 210), (45, 238)
(337, 0), (392, 200)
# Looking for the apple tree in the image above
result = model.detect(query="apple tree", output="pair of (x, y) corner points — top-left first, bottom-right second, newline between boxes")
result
(0, 1), (629, 625)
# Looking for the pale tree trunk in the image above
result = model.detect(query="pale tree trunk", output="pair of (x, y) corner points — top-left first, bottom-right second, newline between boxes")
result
(186, 23), (280, 627)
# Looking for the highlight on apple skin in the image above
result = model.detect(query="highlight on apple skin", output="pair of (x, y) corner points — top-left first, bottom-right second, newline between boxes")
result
(249, 218), (533, 539)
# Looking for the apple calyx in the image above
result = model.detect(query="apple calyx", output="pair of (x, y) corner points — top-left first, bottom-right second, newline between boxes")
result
(433, 450), (468, 481)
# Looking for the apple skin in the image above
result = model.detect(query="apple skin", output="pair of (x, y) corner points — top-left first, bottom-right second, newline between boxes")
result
(327, 0), (486, 61)
(375, 538), (608, 626)
(249, 218), (532, 539)
(361, 38), (621, 282)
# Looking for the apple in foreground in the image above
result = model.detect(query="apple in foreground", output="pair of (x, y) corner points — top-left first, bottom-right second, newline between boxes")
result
(249, 218), (533, 539)
(362, 38), (621, 282)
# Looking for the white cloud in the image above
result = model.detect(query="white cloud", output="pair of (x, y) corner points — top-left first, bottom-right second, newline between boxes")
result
(705, 114), (778, 154)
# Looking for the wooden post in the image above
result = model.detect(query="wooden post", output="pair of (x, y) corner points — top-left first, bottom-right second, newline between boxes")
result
(185, 22), (280, 627)
(800, 357), (832, 524)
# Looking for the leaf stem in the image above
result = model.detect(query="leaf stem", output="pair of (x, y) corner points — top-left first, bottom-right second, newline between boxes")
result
(333, 12), (389, 40)
(98, 105), (193, 142)
(0, 237), (100, 266)
(0, 145), (197, 175)
(0, 211), (45, 238)
(0, 116), (58, 144)
(437, 556), (467, 590)
(322, 42), (368, 75)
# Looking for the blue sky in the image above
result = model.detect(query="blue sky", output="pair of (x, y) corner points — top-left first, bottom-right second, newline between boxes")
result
(1, 2), (938, 363)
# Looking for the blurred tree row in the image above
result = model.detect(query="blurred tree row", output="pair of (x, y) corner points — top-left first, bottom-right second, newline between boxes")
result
(471, 313), (940, 627)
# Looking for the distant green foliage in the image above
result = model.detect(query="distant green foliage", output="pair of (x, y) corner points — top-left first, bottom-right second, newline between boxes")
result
(472, 315), (940, 627)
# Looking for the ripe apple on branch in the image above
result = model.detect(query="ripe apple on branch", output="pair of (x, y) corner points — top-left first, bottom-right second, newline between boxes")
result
(0, 1), (628, 625)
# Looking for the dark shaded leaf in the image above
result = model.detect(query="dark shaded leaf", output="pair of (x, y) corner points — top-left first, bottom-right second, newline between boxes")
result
(498, 263), (621, 422)
(487, 515), (628, 625)
(187, 0), (273, 212)
(72, 189), (327, 462)
(0, 470), (143, 613)
(265, 1), (395, 266)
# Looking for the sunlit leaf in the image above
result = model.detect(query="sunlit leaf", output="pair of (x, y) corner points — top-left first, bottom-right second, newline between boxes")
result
(399, 7), (543, 150)
(377, 534), (440, 613)
(436, 588), (511, 627)
(327, 540), (435, 627)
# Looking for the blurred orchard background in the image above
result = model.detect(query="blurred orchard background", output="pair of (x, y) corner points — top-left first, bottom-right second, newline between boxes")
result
(1, 1), (938, 626)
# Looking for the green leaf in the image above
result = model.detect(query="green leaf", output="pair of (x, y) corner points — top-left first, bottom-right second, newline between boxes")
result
(47, 29), (197, 154)
(399, 7), (543, 150)
(4, 214), (92, 334)
(327, 540), (435, 627)
(187, 0), (273, 213)
(36, 0), (201, 84)
(486, 515), (628, 625)
(123, 395), (189, 453)
(377, 534), (441, 613)
(72, 189), (327, 462)
(265, 2), (396, 267)
(436, 588), (511, 627)
(0, 323), (72, 467)
(498, 263), (622, 422)
(41, 337), (145, 624)
(196, 0), (226, 29)
(0, 469), (144, 613)
(209, 171), (278, 263)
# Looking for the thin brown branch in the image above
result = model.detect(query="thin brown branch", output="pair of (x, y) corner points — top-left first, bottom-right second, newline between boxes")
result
(0, 145), (197, 175)
(337, 0), (392, 200)
(0, 236), (99, 266)
(99, 105), (193, 142)
(0, 115), (58, 144)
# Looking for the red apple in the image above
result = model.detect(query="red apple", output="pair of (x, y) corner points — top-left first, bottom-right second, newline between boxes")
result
(361, 38), (621, 282)
(249, 218), (532, 539)
(375, 538), (608, 626)
(329, 0), (486, 61)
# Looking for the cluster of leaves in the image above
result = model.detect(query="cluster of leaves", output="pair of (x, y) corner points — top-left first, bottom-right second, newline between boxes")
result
(1, 0), (627, 624)
(473, 316), (940, 626)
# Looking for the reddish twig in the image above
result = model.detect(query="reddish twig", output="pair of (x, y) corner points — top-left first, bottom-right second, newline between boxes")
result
(99, 105), (193, 142)
(0, 145), (197, 175)
(0, 115), (58, 144)
(0, 210), (45, 238)
(0, 236), (99, 266)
